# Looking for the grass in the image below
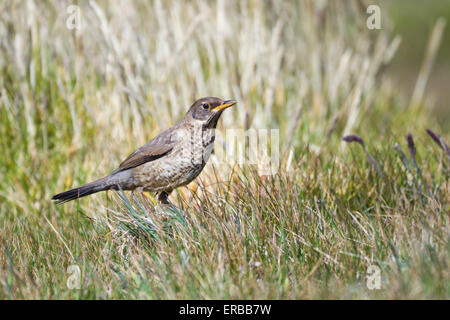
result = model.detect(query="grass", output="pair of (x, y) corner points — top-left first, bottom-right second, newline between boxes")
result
(0, 0), (449, 299)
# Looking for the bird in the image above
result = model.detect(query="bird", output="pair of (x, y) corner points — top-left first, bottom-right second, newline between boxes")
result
(52, 97), (237, 205)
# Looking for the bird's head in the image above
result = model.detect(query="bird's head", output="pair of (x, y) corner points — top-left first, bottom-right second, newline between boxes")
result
(185, 97), (237, 129)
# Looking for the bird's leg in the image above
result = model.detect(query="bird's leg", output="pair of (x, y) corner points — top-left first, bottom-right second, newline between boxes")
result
(157, 190), (172, 205)
(157, 190), (175, 221)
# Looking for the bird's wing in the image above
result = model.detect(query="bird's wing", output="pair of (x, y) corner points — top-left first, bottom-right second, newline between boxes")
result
(115, 127), (179, 172)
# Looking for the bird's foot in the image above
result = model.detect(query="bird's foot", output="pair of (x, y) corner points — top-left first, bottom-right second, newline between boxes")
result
(156, 190), (176, 216)
(156, 191), (187, 224)
(157, 190), (171, 205)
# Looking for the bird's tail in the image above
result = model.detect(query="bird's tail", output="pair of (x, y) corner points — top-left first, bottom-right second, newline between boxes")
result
(51, 177), (112, 204)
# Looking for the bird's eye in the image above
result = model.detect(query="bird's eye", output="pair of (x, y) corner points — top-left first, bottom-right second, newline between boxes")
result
(202, 103), (210, 110)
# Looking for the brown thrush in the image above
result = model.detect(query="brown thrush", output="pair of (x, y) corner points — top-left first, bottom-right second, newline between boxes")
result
(52, 97), (237, 204)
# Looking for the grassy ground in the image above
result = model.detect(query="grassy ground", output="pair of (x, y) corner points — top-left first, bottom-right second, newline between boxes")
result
(0, 0), (448, 299)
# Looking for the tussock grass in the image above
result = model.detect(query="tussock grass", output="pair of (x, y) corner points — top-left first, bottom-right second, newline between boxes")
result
(0, 0), (448, 299)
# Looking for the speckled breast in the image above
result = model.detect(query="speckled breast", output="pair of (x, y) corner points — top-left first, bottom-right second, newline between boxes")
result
(132, 126), (216, 192)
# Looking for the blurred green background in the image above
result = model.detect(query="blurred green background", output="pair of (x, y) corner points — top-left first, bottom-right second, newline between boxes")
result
(383, 0), (450, 130)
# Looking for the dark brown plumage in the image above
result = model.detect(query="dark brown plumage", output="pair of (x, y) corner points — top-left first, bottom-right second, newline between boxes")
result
(52, 97), (237, 204)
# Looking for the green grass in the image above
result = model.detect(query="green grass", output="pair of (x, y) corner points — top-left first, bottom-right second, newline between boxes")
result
(0, 0), (449, 299)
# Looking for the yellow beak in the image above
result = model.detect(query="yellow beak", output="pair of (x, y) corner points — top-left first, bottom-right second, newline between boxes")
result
(212, 100), (237, 112)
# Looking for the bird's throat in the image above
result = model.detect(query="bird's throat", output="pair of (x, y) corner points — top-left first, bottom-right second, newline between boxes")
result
(205, 110), (223, 128)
